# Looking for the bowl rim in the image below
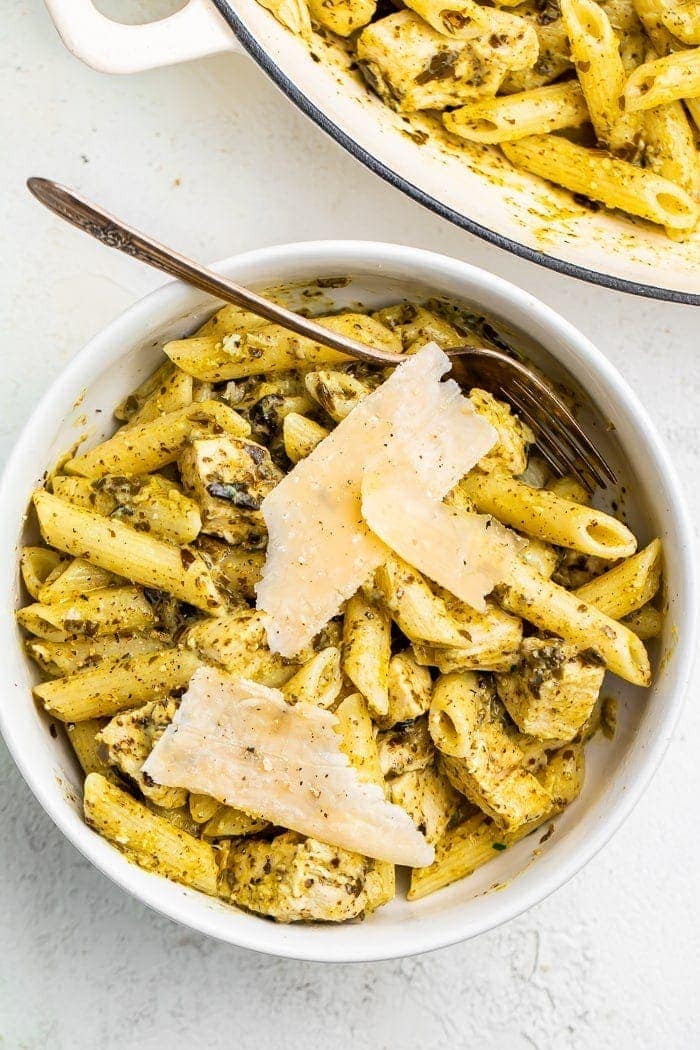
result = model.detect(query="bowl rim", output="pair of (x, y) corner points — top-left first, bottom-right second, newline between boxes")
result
(0, 239), (696, 962)
(209, 0), (700, 308)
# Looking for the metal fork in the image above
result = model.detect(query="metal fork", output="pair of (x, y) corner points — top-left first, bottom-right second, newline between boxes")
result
(27, 177), (614, 491)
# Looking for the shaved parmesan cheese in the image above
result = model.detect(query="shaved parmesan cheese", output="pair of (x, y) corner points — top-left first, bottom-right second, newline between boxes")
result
(362, 453), (522, 612)
(142, 667), (434, 868)
(256, 344), (496, 657)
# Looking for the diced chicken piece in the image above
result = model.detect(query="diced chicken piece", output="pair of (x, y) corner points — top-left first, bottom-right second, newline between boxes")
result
(304, 370), (372, 423)
(496, 636), (605, 743)
(219, 832), (392, 923)
(468, 389), (534, 475)
(97, 699), (187, 808)
(383, 649), (433, 727)
(378, 715), (434, 777)
(390, 763), (461, 844)
(357, 11), (537, 113)
(179, 437), (282, 549)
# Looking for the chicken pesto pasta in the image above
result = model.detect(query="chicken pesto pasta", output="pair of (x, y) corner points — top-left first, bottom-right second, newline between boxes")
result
(252, 0), (700, 237)
(18, 297), (664, 923)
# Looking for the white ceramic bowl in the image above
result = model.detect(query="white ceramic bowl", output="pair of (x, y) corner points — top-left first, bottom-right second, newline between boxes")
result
(0, 241), (695, 962)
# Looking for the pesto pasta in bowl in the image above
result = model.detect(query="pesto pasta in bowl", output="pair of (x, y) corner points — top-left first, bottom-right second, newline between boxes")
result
(0, 241), (694, 960)
(43, 0), (700, 300)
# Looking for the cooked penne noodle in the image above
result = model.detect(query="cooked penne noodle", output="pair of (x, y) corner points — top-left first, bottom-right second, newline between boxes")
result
(282, 647), (343, 707)
(342, 591), (391, 720)
(497, 560), (652, 685)
(126, 366), (194, 427)
(84, 773), (220, 895)
(189, 793), (220, 824)
(258, 0), (312, 39)
(282, 413), (329, 462)
(621, 603), (663, 639)
(335, 692), (385, 787)
(624, 47), (700, 110)
(644, 93), (700, 236)
(655, 0), (700, 44)
(37, 558), (122, 604)
(502, 134), (699, 229)
(560, 0), (638, 148)
(52, 474), (202, 546)
(304, 370), (372, 422)
(547, 475), (591, 504)
(114, 361), (175, 421)
(26, 632), (168, 677)
(63, 401), (250, 477)
(444, 82), (589, 144)
(165, 314), (398, 382)
(34, 647), (201, 721)
(459, 471), (637, 559)
(17, 586), (156, 642)
(335, 691), (395, 899)
(34, 491), (223, 613)
(376, 555), (468, 647)
(66, 718), (113, 777)
(202, 807), (269, 839)
(20, 546), (64, 599)
(573, 538), (662, 618)
(429, 671), (495, 758)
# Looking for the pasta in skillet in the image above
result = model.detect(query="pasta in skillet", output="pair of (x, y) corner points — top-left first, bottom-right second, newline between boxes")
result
(18, 298), (663, 922)
(251, 0), (700, 238)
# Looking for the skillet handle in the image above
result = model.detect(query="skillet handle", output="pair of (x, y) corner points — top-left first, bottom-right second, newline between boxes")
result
(42, 0), (240, 74)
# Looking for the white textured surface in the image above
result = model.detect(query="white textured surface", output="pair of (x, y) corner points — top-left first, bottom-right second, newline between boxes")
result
(1, 2), (699, 1047)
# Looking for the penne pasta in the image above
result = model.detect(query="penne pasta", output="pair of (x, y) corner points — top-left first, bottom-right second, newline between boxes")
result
(624, 47), (700, 110)
(282, 413), (329, 463)
(502, 134), (699, 229)
(497, 560), (652, 685)
(52, 474), (202, 546)
(560, 0), (639, 148)
(444, 82), (589, 144)
(165, 314), (398, 382)
(281, 647), (343, 707)
(84, 773), (220, 895)
(308, 0), (376, 36)
(125, 366), (194, 427)
(37, 557), (121, 604)
(342, 590), (391, 720)
(63, 401), (250, 478)
(26, 632), (168, 677)
(20, 546), (64, 599)
(33, 491), (223, 613)
(34, 647), (201, 721)
(459, 471), (637, 559)
(17, 586), (156, 642)
(573, 538), (662, 618)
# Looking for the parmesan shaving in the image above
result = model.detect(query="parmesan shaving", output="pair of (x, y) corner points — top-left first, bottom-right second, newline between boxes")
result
(142, 667), (434, 868)
(362, 453), (522, 611)
(256, 344), (496, 656)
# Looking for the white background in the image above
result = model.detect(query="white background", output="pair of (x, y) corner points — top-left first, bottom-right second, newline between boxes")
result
(1, 2), (698, 1047)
